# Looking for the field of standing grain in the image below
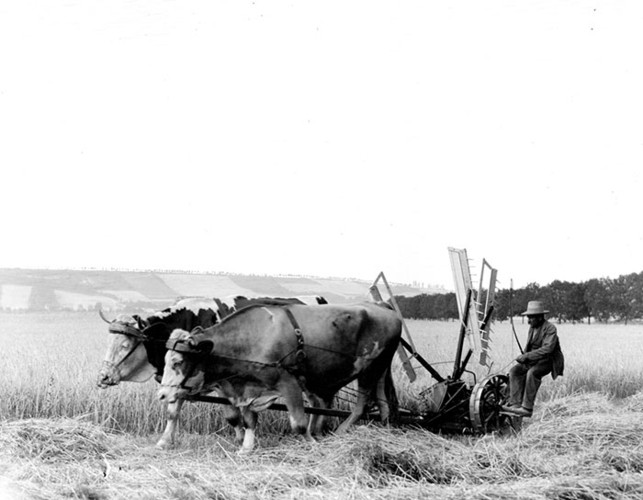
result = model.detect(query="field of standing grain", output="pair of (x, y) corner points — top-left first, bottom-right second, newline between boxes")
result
(1, 312), (643, 499)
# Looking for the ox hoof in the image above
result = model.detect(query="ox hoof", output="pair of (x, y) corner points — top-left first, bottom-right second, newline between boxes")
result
(233, 432), (245, 446)
(155, 439), (173, 450)
(237, 447), (253, 456)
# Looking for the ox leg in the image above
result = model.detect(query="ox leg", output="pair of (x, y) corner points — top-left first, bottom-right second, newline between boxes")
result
(156, 399), (184, 449)
(335, 386), (369, 434)
(238, 408), (258, 455)
(377, 368), (399, 426)
(306, 393), (334, 436)
(335, 369), (397, 434)
(279, 380), (312, 442)
(374, 374), (390, 424)
(305, 393), (322, 437)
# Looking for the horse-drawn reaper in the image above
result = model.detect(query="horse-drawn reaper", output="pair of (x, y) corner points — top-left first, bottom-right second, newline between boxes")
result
(99, 248), (515, 452)
(378, 248), (513, 434)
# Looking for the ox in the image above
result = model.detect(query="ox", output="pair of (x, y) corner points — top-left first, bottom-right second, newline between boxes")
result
(97, 295), (327, 448)
(157, 302), (402, 453)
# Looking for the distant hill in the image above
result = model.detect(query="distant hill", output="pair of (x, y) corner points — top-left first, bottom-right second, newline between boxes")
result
(0, 268), (446, 312)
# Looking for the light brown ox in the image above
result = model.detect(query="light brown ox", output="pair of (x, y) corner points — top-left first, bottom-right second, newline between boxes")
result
(157, 302), (402, 453)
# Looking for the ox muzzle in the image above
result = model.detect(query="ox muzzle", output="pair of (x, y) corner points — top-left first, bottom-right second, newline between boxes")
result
(97, 362), (121, 388)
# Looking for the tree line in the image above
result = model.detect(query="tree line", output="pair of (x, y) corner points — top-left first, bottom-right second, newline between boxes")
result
(394, 271), (643, 324)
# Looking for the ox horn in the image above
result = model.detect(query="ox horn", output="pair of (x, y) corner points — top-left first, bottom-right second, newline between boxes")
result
(98, 309), (114, 324)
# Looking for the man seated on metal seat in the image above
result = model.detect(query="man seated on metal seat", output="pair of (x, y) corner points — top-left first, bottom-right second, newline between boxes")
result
(502, 301), (565, 418)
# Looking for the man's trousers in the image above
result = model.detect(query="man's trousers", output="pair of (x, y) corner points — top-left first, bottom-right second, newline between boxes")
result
(508, 359), (552, 410)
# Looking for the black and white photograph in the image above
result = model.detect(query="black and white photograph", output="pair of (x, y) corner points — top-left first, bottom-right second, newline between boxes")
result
(1, 1), (642, 498)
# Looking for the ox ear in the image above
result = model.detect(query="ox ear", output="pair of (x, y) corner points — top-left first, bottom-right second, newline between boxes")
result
(134, 315), (149, 330)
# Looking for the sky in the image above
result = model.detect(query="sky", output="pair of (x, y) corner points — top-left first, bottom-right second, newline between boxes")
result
(1, 0), (642, 291)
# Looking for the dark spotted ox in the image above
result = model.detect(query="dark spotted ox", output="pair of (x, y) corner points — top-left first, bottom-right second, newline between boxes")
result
(97, 295), (327, 448)
(158, 301), (402, 453)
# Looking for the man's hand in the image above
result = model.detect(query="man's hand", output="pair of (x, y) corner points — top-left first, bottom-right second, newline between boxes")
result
(516, 354), (528, 364)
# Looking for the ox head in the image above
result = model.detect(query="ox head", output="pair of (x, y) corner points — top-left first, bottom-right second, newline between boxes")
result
(157, 327), (213, 403)
(97, 310), (158, 388)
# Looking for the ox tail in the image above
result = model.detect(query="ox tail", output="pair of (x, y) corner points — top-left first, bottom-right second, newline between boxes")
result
(383, 368), (399, 425)
(375, 314), (402, 425)
(370, 301), (394, 311)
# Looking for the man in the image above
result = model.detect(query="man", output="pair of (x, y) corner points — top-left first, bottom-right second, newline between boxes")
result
(502, 300), (565, 418)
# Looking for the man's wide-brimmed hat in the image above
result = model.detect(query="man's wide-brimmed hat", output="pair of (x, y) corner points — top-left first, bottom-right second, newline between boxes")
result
(521, 300), (549, 316)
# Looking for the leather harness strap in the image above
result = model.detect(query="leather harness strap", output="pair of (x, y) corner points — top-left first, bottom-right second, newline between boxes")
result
(283, 308), (305, 362)
(103, 321), (148, 372)
(283, 307), (308, 390)
(165, 337), (198, 353)
(161, 306), (309, 390)
(108, 322), (148, 340)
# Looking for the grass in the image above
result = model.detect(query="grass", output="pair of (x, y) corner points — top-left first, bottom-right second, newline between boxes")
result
(1, 312), (643, 499)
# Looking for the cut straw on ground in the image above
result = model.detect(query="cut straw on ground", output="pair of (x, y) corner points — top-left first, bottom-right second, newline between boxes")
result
(2, 391), (643, 499)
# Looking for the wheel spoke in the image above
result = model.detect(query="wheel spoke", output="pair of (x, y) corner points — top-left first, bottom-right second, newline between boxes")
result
(470, 375), (511, 433)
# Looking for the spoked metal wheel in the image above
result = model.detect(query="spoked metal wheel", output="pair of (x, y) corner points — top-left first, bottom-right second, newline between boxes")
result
(469, 374), (512, 434)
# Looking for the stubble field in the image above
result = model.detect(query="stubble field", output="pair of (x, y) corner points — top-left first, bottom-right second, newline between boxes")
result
(1, 312), (643, 499)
